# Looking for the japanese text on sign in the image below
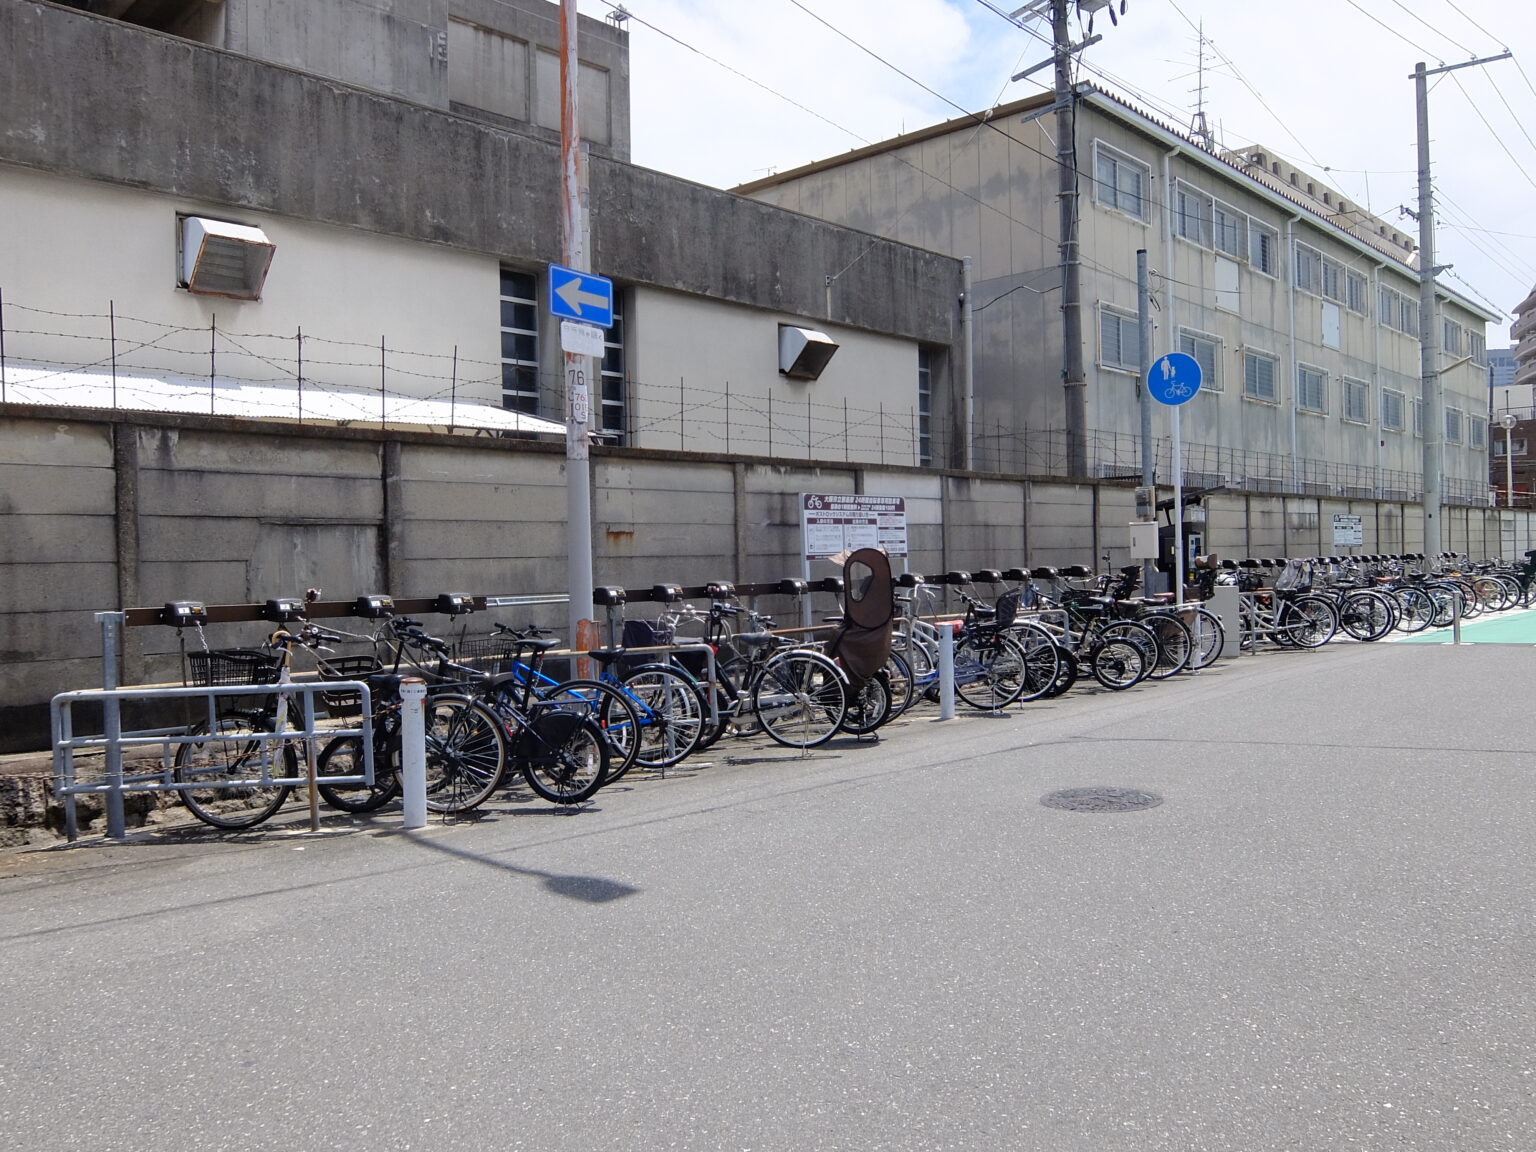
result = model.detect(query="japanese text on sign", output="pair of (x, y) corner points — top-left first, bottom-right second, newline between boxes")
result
(801, 493), (908, 560)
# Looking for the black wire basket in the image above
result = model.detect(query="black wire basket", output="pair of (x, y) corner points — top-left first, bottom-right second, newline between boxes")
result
(453, 636), (523, 674)
(186, 648), (282, 687)
(316, 654), (384, 716)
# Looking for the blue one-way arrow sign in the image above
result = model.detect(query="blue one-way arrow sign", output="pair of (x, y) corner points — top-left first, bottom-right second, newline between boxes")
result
(548, 264), (614, 328)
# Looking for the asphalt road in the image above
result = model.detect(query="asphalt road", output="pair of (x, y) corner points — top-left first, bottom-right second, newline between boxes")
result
(2, 640), (1533, 1151)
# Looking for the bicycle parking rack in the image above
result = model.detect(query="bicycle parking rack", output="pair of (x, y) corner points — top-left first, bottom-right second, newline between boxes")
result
(52, 677), (372, 843)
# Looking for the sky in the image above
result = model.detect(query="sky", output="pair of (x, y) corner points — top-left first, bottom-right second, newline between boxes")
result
(577, 0), (1536, 337)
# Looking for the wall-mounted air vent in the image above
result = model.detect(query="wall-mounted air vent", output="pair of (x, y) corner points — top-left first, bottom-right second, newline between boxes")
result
(778, 325), (839, 381)
(180, 216), (275, 301)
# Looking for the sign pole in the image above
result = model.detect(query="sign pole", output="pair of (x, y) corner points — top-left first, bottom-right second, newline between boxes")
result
(1173, 403), (1184, 606)
(560, 0), (594, 655)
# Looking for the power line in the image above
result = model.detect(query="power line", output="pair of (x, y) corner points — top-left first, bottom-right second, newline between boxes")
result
(1386, 0), (1473, 57)
(1435, 0), (1505, 48)
(1341, 0), (1439, 58)
(1447, 71), (1536, 195)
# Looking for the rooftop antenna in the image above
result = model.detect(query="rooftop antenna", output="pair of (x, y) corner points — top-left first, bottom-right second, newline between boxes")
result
(1188, 20), (1214, 149)
(605, 4), (629, 28)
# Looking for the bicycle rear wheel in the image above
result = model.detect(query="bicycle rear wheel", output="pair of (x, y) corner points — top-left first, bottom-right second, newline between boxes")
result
(516, 710), (609, 804)
(840, 671), (892, 735)
(753, 650), (847, 747)
(541, 678), (642, 783)
(1010, 623), (1062, 703)
(174, 717), (295, 830)
(1184, 607), (1225, 669)
(1088, 637), (1146, 690)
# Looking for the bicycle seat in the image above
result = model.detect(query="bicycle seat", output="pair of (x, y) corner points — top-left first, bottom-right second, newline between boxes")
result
(735, 631), (780, 648)
(585, 648), (625, 667)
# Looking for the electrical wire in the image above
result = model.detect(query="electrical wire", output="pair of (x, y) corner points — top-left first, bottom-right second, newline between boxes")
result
(1341, 0), (1440, 58)
(1386, 0), (1473, 57)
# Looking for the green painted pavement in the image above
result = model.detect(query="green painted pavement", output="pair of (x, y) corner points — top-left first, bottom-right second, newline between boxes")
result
(1395, 606), (1536, 644)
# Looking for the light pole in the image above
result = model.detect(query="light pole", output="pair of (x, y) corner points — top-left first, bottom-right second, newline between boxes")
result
(1501, 413), (1518, 506)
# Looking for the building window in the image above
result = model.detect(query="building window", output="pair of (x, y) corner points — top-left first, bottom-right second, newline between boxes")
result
(1249, 220), (1278, 276)
(1378, 285), (1396, 329)
(1443, 318), (1462, 357)
(1470, 330), (1487, 366)
(499, 268), (540, 414)
(1346, 271), (1367, 315)
(1413, 397), (1424, 437)
(1343, 377), (1369, 423)
(1297, 364), (1327, 413)
(1294, 242), (1321, 294)
(1470, 415), (1487, 450)
(1093, 142), (1150, 221)
(599, 302), (626, 443)
(1445, 407), (1464, 444)
(1179, 329), (1221, 391)
(1213, 200), (1244, 258)
(1244, 350), (1279, 402)
(1175, 181), (1213, 247)
(1098, 305), (1141, 372)
(1493, 436), (1527, 456)
(1401, 297), (1419, 335)
(1320, 256), (1344, 303)
(1381, 388), (1405, 431)
(917, 347), (933, 467)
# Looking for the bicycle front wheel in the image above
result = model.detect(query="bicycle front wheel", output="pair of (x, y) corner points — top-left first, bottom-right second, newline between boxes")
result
(317, 732), (400, 813)
(1184, 607), (1225, 669)
(423, 695), (507, 814)
(953, 631), (1027, 711)
(1139, 613), (1192, 679)
(753, 650), (847, 747)
(174, 717), (295, 830)
(622, 664), (706, 768)
(1088, 637), (1147, 690)
(840, 671), (893, 736)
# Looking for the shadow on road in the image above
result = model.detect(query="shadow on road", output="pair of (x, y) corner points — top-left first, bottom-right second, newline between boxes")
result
(402, 829), (640, 904)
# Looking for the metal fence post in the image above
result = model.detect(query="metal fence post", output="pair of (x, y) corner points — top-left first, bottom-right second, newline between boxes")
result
(938, 624), (956, 721)
(96, 611), (127, 840)
(399, 678), (428, 829)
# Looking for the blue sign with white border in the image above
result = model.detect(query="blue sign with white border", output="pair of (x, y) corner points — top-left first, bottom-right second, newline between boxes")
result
(1147, 352), (1202, 406)
(548, 264), (614, 328)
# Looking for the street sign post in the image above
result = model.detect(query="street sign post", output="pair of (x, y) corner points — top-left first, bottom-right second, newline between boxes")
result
(1148, 352), (1204, 603)
(549, 264), (614, 328)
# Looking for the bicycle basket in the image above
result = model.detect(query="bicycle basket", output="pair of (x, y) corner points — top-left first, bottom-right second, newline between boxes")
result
(186, 648), (282, 687)
(454, 635), (523, 673)
(317, 654), (384, 716)
(621, 619), (674, 670)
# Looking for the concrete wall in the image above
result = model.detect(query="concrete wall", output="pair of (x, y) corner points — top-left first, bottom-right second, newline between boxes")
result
(5, 404), (1534, 751)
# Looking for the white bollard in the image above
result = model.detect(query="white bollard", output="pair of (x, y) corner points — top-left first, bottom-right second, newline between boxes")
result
(399, 678), (428, 830)
(938, 624), (956, 721)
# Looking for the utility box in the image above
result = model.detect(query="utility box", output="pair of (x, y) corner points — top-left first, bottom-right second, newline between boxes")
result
(1129, 521), (1158, 559)
(1207, 584), (1241, 659)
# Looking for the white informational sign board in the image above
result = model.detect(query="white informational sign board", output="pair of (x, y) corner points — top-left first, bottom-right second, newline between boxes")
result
(800, 494), (908, 560)
(1331, 514), (1364, 547)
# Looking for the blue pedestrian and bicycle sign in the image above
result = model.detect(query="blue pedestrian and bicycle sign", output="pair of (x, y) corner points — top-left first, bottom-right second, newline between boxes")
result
(548, 264), (614, 328)
(1147, 352), (1202, 406)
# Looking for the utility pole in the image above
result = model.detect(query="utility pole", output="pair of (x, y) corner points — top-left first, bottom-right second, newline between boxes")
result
(1137, 248), (1154, 593)
(561, 0), (596, 651)
(1053, 0), (1086, 478)
(1412, 51), (1509, 557)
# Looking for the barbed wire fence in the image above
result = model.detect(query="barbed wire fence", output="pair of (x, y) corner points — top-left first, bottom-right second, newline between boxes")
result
(0, 289), (1492, 505)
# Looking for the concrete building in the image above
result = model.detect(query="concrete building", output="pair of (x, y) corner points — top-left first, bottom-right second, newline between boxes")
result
(737, 87), (1499, 505)
(1488, 347), (1527, 419)
(1512, 284), (1536, 395)
(1, 0), (962, 464)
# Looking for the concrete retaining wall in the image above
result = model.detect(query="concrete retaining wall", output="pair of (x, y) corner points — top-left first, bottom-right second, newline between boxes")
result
(4, 402), (1534, 751)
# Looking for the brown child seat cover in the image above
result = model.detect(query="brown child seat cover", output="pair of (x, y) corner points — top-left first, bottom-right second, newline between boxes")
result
(826, 547), (895, 689)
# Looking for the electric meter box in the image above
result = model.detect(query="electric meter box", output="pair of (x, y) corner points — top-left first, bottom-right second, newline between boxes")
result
(1129, 521), (1158, 559)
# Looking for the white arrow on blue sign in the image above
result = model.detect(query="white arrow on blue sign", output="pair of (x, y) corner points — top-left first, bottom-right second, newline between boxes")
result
(549, 264), (614, 328)
(1147, 351), (1203, 406)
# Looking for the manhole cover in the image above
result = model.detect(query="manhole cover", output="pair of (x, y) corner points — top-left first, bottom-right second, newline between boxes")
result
(1041, 787), (1163, 813)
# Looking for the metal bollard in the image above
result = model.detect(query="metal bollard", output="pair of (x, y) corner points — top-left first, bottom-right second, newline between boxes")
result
(399, 678), (428, 830)
(1452, 591), (1462, 646)
(96, 612), (127, 841)
(938, 624), (956, 721)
